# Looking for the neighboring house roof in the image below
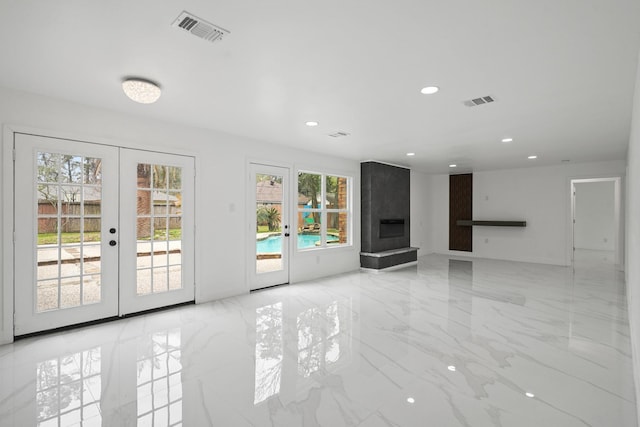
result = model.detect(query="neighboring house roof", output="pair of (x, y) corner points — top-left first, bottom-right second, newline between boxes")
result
(256, 180), (283, 204)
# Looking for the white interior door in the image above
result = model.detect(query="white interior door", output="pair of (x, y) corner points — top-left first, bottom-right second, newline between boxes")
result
(14, 134), (119, 335)
(118, 149), (195, 315)
(249, 164), (290, 290)
(14, 135), (195, 335)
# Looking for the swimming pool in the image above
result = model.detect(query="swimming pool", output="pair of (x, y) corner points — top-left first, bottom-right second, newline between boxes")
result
(257, 234), (339, 252)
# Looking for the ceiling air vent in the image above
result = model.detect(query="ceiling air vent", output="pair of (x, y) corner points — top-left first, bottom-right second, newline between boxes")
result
(463, 95), (495, 107)
(172, 11), (229, 43)
(328, 131), (350, 138)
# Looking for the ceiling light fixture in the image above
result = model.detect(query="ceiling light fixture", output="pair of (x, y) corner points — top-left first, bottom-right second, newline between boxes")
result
(502, 138), (513, 143)
(122, 78), (161, 104)
(447, 365), (456, 372)
(421, 86), (439, 95)
(528, 155), (537, 160)
(305, 121), (319, 127)
(407, 397), (415, 404)
(449, 164), (457, 168)
(406, 152), (416, 156)
(525, 392), (535, 398)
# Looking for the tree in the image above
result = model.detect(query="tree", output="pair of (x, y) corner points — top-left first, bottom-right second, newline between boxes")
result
(298, 172), (321, 223)
(258, 206), (281, 231)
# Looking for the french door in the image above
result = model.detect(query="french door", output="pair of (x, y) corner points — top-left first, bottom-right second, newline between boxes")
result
(249, 164), (290, 290)
(13, 134), (194, 335)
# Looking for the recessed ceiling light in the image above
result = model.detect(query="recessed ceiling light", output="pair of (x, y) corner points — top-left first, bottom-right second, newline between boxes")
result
(447, 365), (456, 372)
(449, 164), (457, 168)
(525, 392), (535, 398)
(122, 78), (161, 104)
(406, 152), (416, 156)
(501, 138), (513, 143)
(528, 155), (537, 160)
(421, 86), (439, 95)
(305, 121), (319, 127)
(407, 397), (415, 404)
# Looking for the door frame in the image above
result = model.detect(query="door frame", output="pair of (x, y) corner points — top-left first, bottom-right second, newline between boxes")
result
(569, 176), (623, 269)
(246, 160), (293, 291)
(1, 125), (200, 344)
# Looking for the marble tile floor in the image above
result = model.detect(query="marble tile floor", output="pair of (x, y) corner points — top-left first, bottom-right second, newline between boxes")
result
(0, 254), (636, 426)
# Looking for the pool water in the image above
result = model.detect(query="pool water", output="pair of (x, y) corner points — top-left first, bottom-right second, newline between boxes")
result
(257, 234), (339, 252)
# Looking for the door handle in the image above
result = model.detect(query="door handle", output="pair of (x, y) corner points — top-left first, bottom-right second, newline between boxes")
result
(109, 240), (117, 246)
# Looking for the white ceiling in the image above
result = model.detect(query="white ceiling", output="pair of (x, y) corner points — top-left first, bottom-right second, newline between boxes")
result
(1, 0), (639, 173)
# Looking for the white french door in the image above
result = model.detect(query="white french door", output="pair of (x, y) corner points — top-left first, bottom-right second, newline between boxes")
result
(119, 149), (194, 315)
(13, 134), (194, 335)
(249, 164), (290, 290)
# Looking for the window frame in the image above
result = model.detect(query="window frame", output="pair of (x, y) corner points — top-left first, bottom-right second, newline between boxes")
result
(296, 170), (352, 251)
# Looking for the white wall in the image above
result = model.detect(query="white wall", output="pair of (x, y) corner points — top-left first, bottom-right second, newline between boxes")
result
(410, 170), (433, 256)
(0, 86), (361, 344)
(625, 50), (640, 426)
(429, 161), (625, 265)
(574, 181), (615, 251)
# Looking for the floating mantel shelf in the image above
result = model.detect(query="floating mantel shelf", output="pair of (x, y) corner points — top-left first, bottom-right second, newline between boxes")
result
(457, 220), (527, 227)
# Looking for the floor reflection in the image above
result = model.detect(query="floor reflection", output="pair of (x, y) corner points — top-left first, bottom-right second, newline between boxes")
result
(36, 346), (102, 426)
(136, 329), (182, 426)
(254, 302), (283, 404)
(253, 299), (352, 405)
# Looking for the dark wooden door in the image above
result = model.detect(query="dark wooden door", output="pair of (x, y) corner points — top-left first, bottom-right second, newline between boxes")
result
(449, 173), (472, 251)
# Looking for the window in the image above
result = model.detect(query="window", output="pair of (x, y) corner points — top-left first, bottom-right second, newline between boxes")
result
(297, 171), (351, 249)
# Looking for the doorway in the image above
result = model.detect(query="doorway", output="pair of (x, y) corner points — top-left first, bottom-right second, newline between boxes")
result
(570, 177), (622, 269)
(13, 133), (195, 335)
(249, 163), (290, 290)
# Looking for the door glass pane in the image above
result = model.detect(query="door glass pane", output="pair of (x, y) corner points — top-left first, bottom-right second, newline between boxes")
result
(36, 151), (103, 313)
(256, 174), (283, 274)
(136, 163), (183, 295)
(37, 279), (59, 312)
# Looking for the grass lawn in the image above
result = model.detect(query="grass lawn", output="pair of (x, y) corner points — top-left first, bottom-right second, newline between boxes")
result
(38, 229), (182, 245)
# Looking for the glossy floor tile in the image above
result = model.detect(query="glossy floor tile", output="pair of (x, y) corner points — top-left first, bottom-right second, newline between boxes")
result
(0, 254), (636, 426)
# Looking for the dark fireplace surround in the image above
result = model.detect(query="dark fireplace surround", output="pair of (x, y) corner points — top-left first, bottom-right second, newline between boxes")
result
(360, 162), (418, 269)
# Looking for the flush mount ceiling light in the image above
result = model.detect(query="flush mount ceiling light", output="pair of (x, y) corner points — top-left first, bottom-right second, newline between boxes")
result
(449, 164), (457, 168)
(305, 121), (319, 127)
(502, 138), (513, 143)
(420, 86), (439, 95)
(525, 392), (535, 398)
(447, 365), (456, 372)
(122, 78), (161, 104)
(406, 152), (416, 156)
(528, 155), (538, 160)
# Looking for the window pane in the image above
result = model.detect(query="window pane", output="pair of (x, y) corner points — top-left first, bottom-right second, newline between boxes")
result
(83, 158), (102, 184)
(38, 184), (59, 205)
(327, 212), (348, 244)
(60, 156), (83, 184)
(298, 172), (321, 209)
(326, 176), (348, 209)
(153, 165), (168, 190)
(137, 164), (152, 188)
(168, 167), (182, 190)
(38, 152), (61, 183)
(84, 187), (101, 216)
(298, 215), (322, 249)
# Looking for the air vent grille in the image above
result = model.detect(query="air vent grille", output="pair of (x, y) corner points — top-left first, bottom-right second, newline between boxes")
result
(328, 132), (350, 138)
(463, 95), (495, 107)
(172, 11), (229, 43)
